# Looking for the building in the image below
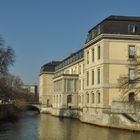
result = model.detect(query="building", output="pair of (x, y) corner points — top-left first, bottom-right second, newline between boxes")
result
(39, 15), (140, 131)
(22, 85), (38, 94)
(39, 61), (61, 106)
(21, 85), (38, 103)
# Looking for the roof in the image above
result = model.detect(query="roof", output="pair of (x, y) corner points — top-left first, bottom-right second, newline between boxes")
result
(88, 15), (140, 32)
(107, 15), (140, 22)
(40, 61), (61, 72)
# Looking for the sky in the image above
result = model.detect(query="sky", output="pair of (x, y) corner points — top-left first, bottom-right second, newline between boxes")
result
(0, 0), (140, 85)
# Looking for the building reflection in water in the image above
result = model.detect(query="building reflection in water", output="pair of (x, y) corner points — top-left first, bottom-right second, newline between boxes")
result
(39, 114), (140, 140)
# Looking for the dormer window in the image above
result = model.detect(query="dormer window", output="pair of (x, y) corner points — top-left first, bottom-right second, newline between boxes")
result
(86, 34), (90, 42)
(128, 24), (136, 33)
(97, 25), (101, 35)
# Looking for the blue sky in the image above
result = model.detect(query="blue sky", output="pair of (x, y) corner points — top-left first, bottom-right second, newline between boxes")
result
(0, 0), (140, 85)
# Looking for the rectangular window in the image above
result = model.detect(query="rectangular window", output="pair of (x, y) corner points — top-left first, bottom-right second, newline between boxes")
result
(87, 51), (89, 64)
(79, 65), (81, 74)
(59, 95), (61, 103)
(86, 34), (90, 42)
(92, 49), (95, 62)
(97, 25), (101, 35)
(92, 70), (94, 85)
(128, 45), (135, 58)
(87, 71), (89, 86)
(83, 64), (84, 74)
(67, 79), (74, 92)
(98, 46), (100, 60)
(92, 93), (94, 104)
(87, 94), (89, 104)
(79, 80), (81, 90)
(92, 30), (96, 38)
(97, 68), (100, 84)
(129, 68), (135, 82)
(128, 24), (136, 33)
(83, 79), (84, 90)
(98, 93), (100, 104)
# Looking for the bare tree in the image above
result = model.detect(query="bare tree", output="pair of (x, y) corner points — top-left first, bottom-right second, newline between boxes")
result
(118, 56), (140, 102)
(0, 46), (15, 76)
(0, 36), (15, 101)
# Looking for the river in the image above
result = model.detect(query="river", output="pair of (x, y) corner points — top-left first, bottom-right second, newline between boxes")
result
(0, 111), (140, 140)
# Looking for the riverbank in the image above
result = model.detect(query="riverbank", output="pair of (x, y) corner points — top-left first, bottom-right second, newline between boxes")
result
(0, 104), (20, 121)
(40, 106), (140, 132)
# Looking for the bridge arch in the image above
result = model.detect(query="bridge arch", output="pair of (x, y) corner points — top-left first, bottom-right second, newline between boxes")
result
(26, 104), (41, 113)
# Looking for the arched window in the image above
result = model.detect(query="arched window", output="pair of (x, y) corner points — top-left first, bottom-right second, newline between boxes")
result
(47, 99), (50, 106)
(97, 92), (100, 104)
(92, 92), (94, 104)
(87, 92), (89, 104)
(57, 95), (58, 104)
(59, 95), (61, 103)
(67, 95), (72, 103)
(128, 92), (135, 102)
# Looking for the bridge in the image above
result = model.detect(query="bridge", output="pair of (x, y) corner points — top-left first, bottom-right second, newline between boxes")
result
(26, 104), (41, 113)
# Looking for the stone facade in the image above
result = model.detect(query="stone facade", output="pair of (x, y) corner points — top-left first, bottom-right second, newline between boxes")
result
(39, 15), (140, 131)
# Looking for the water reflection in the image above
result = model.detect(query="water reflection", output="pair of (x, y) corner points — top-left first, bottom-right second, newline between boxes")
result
(39, 114), (140, 140)
(0, 112), (140, 140)
(0, 111), (39, 140)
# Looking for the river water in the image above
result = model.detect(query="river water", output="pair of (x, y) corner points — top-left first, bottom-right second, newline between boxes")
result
(0, 111), (140, 140)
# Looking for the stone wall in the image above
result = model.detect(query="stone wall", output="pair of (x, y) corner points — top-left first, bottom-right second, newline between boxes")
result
(40, 105), (140, 131)
(111, 101), (140, 113)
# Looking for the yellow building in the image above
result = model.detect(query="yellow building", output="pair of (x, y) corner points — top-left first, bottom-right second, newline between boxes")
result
(39, 61), (61, 106)
(39, 15), (140, 130)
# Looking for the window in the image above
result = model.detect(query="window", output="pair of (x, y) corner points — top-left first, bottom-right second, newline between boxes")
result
(98, 92), (100, 104)
(92, 70), (94, 85)
(97, 25), (101, 35)
(57, 95), (58, 104)
(67, 79), (74, 92)
(79, 65), (81, 74)
(98, 46), (100, 59)
(97, 68), (100, 84)
(128, 45), (135, 58)
(128, 92), (135, 102)
(59, 95), (61, 103)
(79, 80), (81, 90)
(83, 64), (84, 74)
(83, 79), (84, 90)
(92, 49), (95, 62)
(92, 30), (96, 38)
(129, 68), (135, 82)
(87, 71), (89, 86)
(128, 24), (136, 33)
(86, 34), (90, 42)
(92, 92), (94, 104)
(76, 53), (78, 60)
(67, 95), (72, 103)
(87, 51), (89, 64)
(87, 93), (89, 104)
